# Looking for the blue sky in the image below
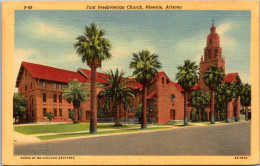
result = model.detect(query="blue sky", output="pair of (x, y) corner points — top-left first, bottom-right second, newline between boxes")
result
(15, 10), (251, 83)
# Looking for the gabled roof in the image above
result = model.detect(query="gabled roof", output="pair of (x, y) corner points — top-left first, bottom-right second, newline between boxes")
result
(16, 62), (88, 87)
(152, 71), (171, 83)
(223, 73), (239, 83)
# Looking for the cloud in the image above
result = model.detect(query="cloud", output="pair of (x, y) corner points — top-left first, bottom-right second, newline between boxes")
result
(14, 48), (38, 75)
(217, 22), (236, 47)
(19, 19), (78, 40)
(36, 21), (71, 39)
(65, 52), (81, 62)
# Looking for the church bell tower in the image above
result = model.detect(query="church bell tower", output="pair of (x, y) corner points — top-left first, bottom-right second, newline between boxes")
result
(199, 20), (225, 90)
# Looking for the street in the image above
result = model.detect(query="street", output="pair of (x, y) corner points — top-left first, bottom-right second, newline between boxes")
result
(14, 122), (250, 155)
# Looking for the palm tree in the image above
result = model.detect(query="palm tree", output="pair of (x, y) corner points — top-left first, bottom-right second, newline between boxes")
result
(214, 85), (227, 121)
(202, 65), (225, 124)
(176, 59), (199, 126)
(216, 82), (237, 122)
(240, 83), (251, 121)
(129, 50), (161, 129)
(74, 23), (112, 133)
(99, 69), (135, 126)
(191, 89), (210, 121)
(63, 79), (89, 122)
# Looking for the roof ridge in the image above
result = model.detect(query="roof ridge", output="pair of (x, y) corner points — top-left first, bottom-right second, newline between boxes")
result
(23, 61), (77, 73)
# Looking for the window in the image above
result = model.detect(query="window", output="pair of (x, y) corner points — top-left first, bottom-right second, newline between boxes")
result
(54, 108), (57, 117)
(215, 49), (218, 57)
(79, 109), (82, 116)
(31, 82), (33, 89)
(43, 108), (47, 116)
(130, 106), (134, 113)
(53, 94), (57, 103)
(31, 97), (33, 105)
(86, 111), (89, 119)
(162, 77), (165, 84)
(59, 84), (62, 90)
(150, 102), (154, 111)
(53, 83), (57, 89)
(210, 39), (212, 44)
(59, 108), (62, 117)
(42, 81), (46, 88)
(68, 101), (71, 104)
(43, 93), (46, 102)
(25, 85), (27, 91)
(59, 95), (62, 103)
(68, 109), (71, 118)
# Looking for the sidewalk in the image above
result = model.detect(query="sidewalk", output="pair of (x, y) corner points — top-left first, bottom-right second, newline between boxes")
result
(14, 121), (249, 145)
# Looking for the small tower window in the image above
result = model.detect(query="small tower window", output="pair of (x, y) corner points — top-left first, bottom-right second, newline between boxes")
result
(31, 82), (33, 89)
(25, 85), (27, 91)
(215, 49), (218, 57)
(210, 39), (212, 44)
(162, 77), (165, 84)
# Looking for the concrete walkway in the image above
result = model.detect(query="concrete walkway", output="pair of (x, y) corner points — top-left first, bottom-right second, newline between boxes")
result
(14, 120), (249, 145)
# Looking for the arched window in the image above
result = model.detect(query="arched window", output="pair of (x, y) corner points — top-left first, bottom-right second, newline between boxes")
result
(209, 39), (212, 44)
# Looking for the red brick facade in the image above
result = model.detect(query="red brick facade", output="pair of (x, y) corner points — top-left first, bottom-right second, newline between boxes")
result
(15, 24), (242, 124)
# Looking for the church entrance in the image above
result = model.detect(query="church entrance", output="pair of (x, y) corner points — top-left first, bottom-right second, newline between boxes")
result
(170, 109), (175, 120)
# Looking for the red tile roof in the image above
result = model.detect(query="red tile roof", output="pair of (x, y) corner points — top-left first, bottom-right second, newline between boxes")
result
(173, 82), (184, 92)
(191, 84), (199, 90)
(223, 73), (238, 83)
(78, 68), (109, 83)
(16, 62), (88, 87)
(147, 90), (156, 98)
(79, 68), (143, 90)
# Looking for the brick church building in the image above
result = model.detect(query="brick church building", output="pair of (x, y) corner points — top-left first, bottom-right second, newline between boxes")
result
(15, 24), (241, 124)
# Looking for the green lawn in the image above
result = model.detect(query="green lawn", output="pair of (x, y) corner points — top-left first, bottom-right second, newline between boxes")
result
(14, 123), (140, 135)
(37, 127), (170, 140)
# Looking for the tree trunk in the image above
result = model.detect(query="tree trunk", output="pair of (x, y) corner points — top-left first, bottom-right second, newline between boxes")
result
(210, 90), (215, 124)
(90, 65), (97, 133)
(74, 105), (79, 121)
(115, 105), (121, 126)
(235, 97), (240, 122)
(141, 83), (147, 129)
(198, 111), (201, 121)
(218, 111), (221, 121)
(184, 91), (188, 126)
(226, 99), (230, 123)
(245, 106), (248, 121)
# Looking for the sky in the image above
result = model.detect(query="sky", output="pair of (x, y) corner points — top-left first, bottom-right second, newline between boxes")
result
(15, 10), (251, 84)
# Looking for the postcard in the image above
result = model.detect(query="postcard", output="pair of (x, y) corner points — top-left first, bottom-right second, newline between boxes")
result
(2, 1), (259, 165)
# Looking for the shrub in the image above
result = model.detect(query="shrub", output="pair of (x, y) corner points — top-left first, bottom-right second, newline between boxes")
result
(201, 109), (207, 121)
(68, 109), (74, 121)
(135, 104), (150, 124)
(191, 109), (199, 122)
(45, 113), (54, 121)
(73, 120), (79, 124)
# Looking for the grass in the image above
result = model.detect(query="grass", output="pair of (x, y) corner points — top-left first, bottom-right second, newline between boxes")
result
(37, 127), (170, 140)
(14, 123), (140, 135)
